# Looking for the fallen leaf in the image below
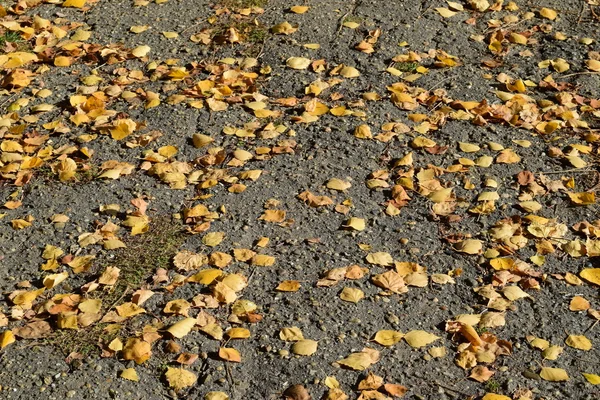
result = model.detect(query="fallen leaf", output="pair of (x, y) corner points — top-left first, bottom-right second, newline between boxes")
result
(218, 347), (241, 362)
(120, 368), (139, 382)
(283, 384), (311, 400)
(122, 338), (152, 364)
(291, 339), (318, 356)
(337, 351), (375, 371)
(167, 318), (196, 339)
(373, 330), (404, 346)
(404, 330), (440, 348)
(286, 57), (311, 70)
(565, 334), (592, 351)
(340, 287), (364, 303)
(582, 373), (600, 385)
(580, 269), (600, 285)
(165, 367), (197, 391)
(540, 367), (569, 382)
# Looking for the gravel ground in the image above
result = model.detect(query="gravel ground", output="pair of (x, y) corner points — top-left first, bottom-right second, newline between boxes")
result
(1, 0), (600, 399)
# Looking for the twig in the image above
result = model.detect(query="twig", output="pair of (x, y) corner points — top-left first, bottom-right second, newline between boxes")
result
(0, 93), (18, 108)
(578, 0), (587, 23)
(335, 11), (350, 36)
(585, 320), (598, 334)
(333, 0), (361, 39)
(560, 71), (600, 79)
(433, 381), (470, 397)
(541, 169), (596, 174)
(429, 75), (453, 90)
(102, 286), (130, 317)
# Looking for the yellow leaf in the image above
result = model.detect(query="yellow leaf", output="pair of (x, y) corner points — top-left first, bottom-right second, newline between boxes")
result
(259, 209), (286, 223)
(565, 334), (592, 351)
(200, 323), (223, 340)
(436, 7), (457, 18)
(583, 373), (600, 385)
(566, 155), (587, 168)
(280, 327), (304, 341)
(340, 66), (360, 78)
(286, 57), (311, 70)
(373, 330), (404, 346)
(120, 368), (139, 382)
(205, 392), (230, 400)
(428, 188), (453, 203)
(539, 7), (557, 20)
(218, 347), (241, 362)
(291, 339), (318, 356)
(343, 217), (365, 231)
(542, 345), (563, 360)
(326, 178), (351, 191)
(459, 142), (480, 152)
(251, 254), (275, 266)
(192, 133), (214, 148)
(43, 271), (69, 289)
(366, 252), (393, 266)
(586, 60), (600, 72)
(354, 124), (372, 139)
(540, 367), (569, 382)
(130, 25), (149, 33)
(482, 394), (511, 400)
(490, 258), (515, 271)
(568, 192), (595, 205)
(340, 287), (364, 303)
(115, 302), (145, 318)
(404, 330), (440, 348)
(63, 0), (86, 7)
(54, 56), (72, 67)
(580, 268), (600, 285)
(131, 45), (151, 58)
(110, 119), (137, 140)
(337, 352), (375, 371)
(276, 280), (301, 292)
(290, 5), (309, 13)
(454, 239), (482, 255)
(167, 318), (196, 339)
(226, 328), (251, 340)
(122, 338), (152, 364)
(0, 330), (16, 349)
(570, 296), (590, 311)
(202, 232), (225, 247)
(165, 367), (197, 391)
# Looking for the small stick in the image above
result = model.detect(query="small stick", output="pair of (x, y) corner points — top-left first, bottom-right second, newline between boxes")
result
(560, 71), (600, 79)
(541, 169), (596, 174)
(433, 381), (470, 397)
(585, 320), (598, 334)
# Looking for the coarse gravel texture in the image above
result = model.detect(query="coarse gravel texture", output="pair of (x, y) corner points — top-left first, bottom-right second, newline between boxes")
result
(1, 0), (600, 399)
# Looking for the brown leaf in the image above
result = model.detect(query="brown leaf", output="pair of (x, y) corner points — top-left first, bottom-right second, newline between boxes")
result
(283, 384), (311, 400)
(13, 321), (52, 339)
(383, 383), (408, 397)
(469, 365), (495, 382)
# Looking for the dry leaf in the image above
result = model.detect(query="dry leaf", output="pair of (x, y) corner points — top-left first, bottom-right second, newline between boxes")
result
(540, 367), (569, 382)
(340, 287), (364, 303)
(167, 318), (196, 339)
(291, 339), (318, 356)
(165, 367), (197, 391)
(565, 334), (592, 351)
(218, 347), (241, 363)
(373, 330), (404, 346)
(283, 384), (311, 400)
(404, 330), (440, 348)
(120, 368), (139, 382)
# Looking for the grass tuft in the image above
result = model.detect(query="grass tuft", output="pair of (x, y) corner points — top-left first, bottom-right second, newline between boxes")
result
(47, 215), (186, 357)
